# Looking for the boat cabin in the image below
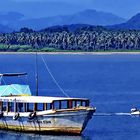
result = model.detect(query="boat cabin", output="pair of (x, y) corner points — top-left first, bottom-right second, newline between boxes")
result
(0, 73), (90, 114)
(0, 96), (90, 113)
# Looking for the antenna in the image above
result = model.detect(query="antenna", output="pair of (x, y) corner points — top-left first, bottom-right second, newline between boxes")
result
(35, 43), (39, 96)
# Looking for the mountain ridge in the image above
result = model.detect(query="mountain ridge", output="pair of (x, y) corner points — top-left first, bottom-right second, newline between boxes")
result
(2, 10), (140, 32)
(17, 9), (126, 30)
(108, 13), (140, 30)
(0, 9), (126, 31)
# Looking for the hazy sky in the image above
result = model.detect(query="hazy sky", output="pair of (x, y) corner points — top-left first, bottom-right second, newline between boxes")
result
(0, 0), (140, 19)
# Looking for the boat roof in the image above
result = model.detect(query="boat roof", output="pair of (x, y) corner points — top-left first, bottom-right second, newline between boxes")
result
(0, 73), (27, 77)
(0, 84), (31, 97)
(0, 96), (88, 103)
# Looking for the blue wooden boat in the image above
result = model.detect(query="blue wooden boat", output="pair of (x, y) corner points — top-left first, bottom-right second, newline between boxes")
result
(0, 73), (96, 135)
(0, 95), (95, 135)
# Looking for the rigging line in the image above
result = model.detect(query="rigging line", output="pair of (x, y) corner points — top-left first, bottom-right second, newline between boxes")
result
(35, 50), (39, 96)
(1, 77), (6, 85)
(40, 55), (69, 97)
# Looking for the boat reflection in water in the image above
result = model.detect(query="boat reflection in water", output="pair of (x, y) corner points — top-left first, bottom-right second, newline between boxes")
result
(0, 130), (92, 140)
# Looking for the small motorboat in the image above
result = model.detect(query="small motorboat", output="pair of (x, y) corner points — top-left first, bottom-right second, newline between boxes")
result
(130, 107), (140, 115)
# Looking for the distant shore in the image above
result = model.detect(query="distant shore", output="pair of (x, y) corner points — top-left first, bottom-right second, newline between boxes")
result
(1, 51), (140, 55)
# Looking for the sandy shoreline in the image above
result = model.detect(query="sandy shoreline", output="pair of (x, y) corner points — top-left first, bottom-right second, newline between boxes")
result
(0, 51), (140, 55)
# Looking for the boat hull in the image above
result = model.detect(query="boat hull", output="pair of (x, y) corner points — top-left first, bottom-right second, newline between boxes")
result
(0, 108), (95, 135)
(131, 111), (140, 115)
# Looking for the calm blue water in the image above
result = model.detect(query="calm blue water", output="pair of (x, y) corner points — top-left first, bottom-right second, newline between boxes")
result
(0, 54), (140, 140)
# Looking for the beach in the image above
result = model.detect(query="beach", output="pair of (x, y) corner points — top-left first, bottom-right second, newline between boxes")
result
(0, 51), (140, 55)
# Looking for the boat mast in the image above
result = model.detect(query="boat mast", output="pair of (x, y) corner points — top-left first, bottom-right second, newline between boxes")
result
(35, 44), (39, 96)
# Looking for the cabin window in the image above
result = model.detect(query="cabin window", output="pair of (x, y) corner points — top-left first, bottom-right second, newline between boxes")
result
(67, 100), (73, 108)
(25, 103), (31, 112)
(74, 100), (77, 107)
(28, 103), (33, 112)
(53, 101), (60, 110)
(18, 103), (23, 112)
(74, 100), (81, 107)
(61, 101), (67, 109)
(37, 103), (43, 111)
(50, 103), (54, 110)
(82, 101), (86, 107)
(85, 100), (89, 107)
(74, 100), (89, 107)
(9, 102), (14, 112)
(2, 102), (7, 111)
(45, 103), (51, 110)
(53, 100), (75, 110)
(1, 101), (14, 112)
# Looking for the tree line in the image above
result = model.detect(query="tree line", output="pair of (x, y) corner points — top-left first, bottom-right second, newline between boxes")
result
(0, 26), (140, 52)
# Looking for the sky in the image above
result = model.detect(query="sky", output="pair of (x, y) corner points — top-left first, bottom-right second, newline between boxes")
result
(0, 0), (140, 19)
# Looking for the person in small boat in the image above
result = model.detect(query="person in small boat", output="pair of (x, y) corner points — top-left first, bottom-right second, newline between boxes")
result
(131, 107), (138, 112)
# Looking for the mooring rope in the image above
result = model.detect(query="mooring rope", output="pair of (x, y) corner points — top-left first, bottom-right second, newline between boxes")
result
(40, 55), (69, 97)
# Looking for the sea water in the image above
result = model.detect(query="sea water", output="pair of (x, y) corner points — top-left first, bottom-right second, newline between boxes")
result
(0, 54), (140, 140)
